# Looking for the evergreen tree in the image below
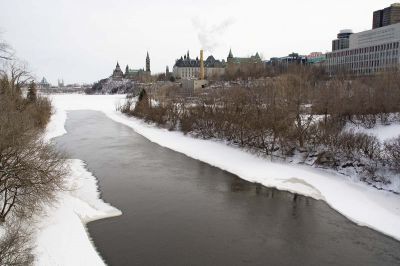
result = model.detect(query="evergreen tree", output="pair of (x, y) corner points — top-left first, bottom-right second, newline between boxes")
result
(134, 89), (150, 118)
(138, 88), (147, 102)
(27, 81), (37, 102)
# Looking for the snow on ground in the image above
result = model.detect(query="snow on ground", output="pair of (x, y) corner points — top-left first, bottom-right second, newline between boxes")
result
(35, 160), (121, 266)
(36, 95), (123, 266)
(349, 123), (400, 142)
(108, 110), (400, 241)
(44, 94), (400, 261)
(344, 115), (400, 142)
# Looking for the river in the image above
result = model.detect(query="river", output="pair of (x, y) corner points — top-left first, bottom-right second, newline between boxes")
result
(55, 110), (400, 266)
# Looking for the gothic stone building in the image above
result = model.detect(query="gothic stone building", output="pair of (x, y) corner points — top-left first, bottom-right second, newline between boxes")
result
(226, 49), (263, 77)
(173, 51), (226, 80)
(112, 52), (151, 82)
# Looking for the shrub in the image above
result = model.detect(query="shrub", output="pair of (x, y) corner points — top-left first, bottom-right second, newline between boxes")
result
(384, 136), (400, 170)
(26, 81), (37, 102)
(0, 222), (34, 266)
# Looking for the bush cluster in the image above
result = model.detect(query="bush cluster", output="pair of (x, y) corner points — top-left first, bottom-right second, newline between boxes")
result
(122, 67), (400, 189)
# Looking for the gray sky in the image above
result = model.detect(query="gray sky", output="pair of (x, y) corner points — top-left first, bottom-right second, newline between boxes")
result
(0, 0), (394, 84)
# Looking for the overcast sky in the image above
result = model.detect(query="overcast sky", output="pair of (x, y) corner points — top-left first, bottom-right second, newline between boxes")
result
(0, 0), (395, 84)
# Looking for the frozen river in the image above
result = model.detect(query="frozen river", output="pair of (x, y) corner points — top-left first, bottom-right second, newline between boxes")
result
(55, 110), (400, 265)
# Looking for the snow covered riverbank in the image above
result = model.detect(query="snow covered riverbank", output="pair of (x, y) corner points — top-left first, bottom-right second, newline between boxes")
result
(35, 95), (123, 265)
(34, 160), (121, 265)
(40, 93), (400, 264)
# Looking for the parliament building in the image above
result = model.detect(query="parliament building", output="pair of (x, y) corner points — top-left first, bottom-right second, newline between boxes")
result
(112, 52), (151, 82)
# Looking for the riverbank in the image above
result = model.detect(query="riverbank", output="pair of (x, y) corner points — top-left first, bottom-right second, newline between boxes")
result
(39, 94), (400, 264)
(35, 96), (123, 265)
(108, 105), (400, 241)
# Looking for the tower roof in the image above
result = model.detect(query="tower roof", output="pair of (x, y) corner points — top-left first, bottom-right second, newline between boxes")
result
(146, 52), (150, 72)
(174, 53), (225, 68)
(228, 49), (233, 58)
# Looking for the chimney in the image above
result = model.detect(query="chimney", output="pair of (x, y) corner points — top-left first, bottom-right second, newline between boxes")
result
(199, 49), (205, 80)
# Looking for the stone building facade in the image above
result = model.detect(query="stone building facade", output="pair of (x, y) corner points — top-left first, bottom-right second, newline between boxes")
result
(173, 51), (225, 79)
(112, 52), (151, 81)
(225, 49), (263, 77)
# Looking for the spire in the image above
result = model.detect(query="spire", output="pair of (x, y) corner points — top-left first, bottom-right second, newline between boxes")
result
(187, 50), (190, 60)
(228, 49), (233, 59)
(146, 52), (150, 72)
(115, 61), (122, 72)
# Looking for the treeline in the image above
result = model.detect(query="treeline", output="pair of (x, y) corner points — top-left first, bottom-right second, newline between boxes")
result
(0, 62), (67, 264)
(121, 67), (400, 191)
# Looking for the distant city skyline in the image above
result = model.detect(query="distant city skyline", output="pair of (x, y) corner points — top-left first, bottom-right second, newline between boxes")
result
(0, 0), (395, 84)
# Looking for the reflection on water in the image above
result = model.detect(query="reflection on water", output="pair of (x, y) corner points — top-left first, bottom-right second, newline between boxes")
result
(55, 111), (400, 266)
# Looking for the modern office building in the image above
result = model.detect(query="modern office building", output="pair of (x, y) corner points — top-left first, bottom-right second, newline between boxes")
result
(267, 53), (307, 67)
(373, 3), (400, 29)
(373, 10), (383, 29)
(325, 22), (400, 75)
(332, 29), (353, 51)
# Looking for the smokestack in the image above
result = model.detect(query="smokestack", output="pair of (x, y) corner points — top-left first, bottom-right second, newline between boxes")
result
(200, 49), (205, 80)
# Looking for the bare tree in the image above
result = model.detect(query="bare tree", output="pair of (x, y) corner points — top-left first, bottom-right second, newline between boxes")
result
(0, 37), (68, 264)
(0, 36), (13, 61)
(384, 137), (400, 171)
(0, 138), (67, 222)
(0, 71), (66, 223)
(121, 66), (400, 190)
(0, 220), (34, 266)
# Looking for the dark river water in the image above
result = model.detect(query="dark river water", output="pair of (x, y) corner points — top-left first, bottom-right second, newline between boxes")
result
(55, 111), (400, 266)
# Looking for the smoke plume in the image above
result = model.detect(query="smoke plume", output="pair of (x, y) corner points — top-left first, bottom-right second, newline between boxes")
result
(192, 17), (235, 53)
